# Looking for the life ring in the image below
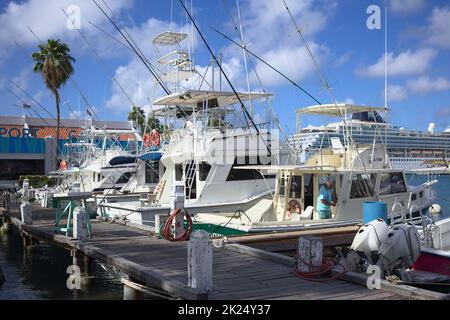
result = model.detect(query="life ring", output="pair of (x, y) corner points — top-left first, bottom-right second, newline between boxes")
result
(143, 133), (151, 147)
(59, 160), (67, 170)
(151, 130), (161, 146)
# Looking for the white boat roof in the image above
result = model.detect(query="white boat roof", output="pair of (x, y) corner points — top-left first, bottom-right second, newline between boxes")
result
(152, 31), (188, 46)
(153, 90), (273, 107)
(296, 104), (388, 116)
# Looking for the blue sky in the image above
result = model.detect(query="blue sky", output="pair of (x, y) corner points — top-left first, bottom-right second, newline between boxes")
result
(0, 0), (449, 133)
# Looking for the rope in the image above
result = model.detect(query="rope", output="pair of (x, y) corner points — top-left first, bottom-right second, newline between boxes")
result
(161, 208), (193, 241)
(293, 255), (347, 283)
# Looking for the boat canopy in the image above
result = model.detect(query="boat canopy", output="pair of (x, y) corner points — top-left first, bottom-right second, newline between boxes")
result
(151, 90), (272, 116)
(153, 90), (272, 106)
(152, 31), (188, 46)
(296, 104), (388, 117)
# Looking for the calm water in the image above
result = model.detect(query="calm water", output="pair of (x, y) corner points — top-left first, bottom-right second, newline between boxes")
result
(1, 175), (450, 299)
(0, 228), (123, 300)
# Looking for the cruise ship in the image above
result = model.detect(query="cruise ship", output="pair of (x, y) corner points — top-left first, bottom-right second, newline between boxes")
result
(289, 104), (450, 170)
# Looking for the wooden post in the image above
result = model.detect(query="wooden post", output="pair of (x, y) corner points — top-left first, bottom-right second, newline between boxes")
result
(20, 202), (32, 225)
(0, 214), (10, 233)
(122, 277), (145, 300)
(188, 230), (213, 292)
(0, 261), (4, 287)
(73, 205), (88, 240)
(297, 236), (323, 272)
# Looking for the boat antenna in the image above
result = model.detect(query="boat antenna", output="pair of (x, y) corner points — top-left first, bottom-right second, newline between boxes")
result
(210, 26), (321, 105)
(178, 0), (266, 143)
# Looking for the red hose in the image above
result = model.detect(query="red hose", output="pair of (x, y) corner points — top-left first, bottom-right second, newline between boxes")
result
(293, 256), (347, 283)
(161, 208), (193, 241)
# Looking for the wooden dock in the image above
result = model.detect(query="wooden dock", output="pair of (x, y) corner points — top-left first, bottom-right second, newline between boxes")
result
(1, 203), (449, 300)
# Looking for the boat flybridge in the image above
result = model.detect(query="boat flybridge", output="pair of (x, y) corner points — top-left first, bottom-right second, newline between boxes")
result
(193, 104), (438, 235)
(97, 89), (279, 226)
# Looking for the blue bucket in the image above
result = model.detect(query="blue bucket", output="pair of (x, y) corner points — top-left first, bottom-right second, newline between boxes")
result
(363, 202), (387, 224)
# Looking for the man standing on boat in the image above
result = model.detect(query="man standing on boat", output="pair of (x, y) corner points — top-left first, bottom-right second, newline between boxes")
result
(317, 179), (337, 219)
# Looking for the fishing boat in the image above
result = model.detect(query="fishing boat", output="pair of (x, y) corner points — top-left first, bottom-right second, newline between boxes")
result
(193, 104), (437, 236)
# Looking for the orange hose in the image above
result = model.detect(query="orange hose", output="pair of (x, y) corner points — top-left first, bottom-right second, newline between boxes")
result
(161, 208), (193, 241)
(293, 255), (347, 283)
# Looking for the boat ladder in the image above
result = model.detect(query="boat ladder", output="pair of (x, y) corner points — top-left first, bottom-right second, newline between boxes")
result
(185, 160), (196, 200)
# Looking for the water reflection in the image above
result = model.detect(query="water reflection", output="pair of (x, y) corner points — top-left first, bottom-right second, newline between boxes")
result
(0, 228), (123, 300)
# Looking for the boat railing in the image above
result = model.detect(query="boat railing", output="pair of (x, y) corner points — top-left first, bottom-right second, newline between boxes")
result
(391, 200), (406, 225)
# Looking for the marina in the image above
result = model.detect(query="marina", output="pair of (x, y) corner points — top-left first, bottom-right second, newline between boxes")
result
(1, 0), (450, 308)
(2, 203), (449, 300)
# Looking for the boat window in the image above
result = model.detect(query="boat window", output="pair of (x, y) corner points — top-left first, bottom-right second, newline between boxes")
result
(116, 172), (132, 184)
(175, 163), (183, 181)
(145, 161), (159, 184)
(226, 157), (275, 181)
(350, 174), (376, 199)
(379, 172), (407, 195)
(290, 175), (301, 199)
(279, 176), (286, 196)
(411, 193), (417, 201)
(199, 162), (212, 181)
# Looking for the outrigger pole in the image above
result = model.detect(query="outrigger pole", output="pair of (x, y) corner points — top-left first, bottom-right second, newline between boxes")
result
(210, 26), (322, 106)
(178, 0), (259, 133)
(91, 0), (188, 120)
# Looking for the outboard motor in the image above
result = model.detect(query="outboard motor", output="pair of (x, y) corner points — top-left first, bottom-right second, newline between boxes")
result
(350, 219), (389, 264)
(342, 219), (389, 272)
(376, 223), (421, 280)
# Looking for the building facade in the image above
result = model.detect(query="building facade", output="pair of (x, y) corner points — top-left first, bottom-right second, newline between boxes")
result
(0, 115), (136, 181)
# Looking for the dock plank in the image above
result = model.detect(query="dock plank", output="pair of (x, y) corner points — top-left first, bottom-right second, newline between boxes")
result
(4, 204), (440, 300)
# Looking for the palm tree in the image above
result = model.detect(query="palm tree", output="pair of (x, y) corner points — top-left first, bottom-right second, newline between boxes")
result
(147, 114), (161, 131)
(32, 39), (75, 165)
(128, 105), (146, 132)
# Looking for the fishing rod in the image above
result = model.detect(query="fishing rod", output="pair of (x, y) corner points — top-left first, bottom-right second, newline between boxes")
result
(91, 0), (188, 120)
(178, 1), (261, 133)
(210, 26), (322, 106)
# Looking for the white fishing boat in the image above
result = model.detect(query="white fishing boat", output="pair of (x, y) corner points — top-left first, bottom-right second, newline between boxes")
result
(97, 89), (278, 225)
(193, 105), (437, 236)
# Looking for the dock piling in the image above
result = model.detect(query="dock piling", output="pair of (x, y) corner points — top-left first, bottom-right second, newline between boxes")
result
(297, 236), (323, 272)
(188, 230), (213, 292)
(73, 205), (88, 240)
(122, 277), (145, 300)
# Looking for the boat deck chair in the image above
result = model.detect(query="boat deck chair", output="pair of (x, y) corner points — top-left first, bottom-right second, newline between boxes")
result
(292, 206), (314, 221)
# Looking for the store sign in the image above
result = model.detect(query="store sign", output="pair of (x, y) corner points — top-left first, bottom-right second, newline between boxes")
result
(0, 127), (40, 138)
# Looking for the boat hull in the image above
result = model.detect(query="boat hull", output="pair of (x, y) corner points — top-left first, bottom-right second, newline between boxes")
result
(413, 248), (450, 277)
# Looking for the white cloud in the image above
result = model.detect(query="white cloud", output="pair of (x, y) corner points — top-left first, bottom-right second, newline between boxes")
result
(11, 65), (34, 91)
(0, 0), (133, 59)
(357, 48), (437, 78)
(390, 0), (425, 14)
(385, 84), (408, 102)
(219, 0), (336, 89)
(105, 0), (338, 114)
(337, 98), (355, 105)
(426, 7), (450, 49)
(406, 76), (450, 94)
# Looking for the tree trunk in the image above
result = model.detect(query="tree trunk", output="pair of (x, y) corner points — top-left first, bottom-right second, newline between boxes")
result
(55, 91), (60, 167)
